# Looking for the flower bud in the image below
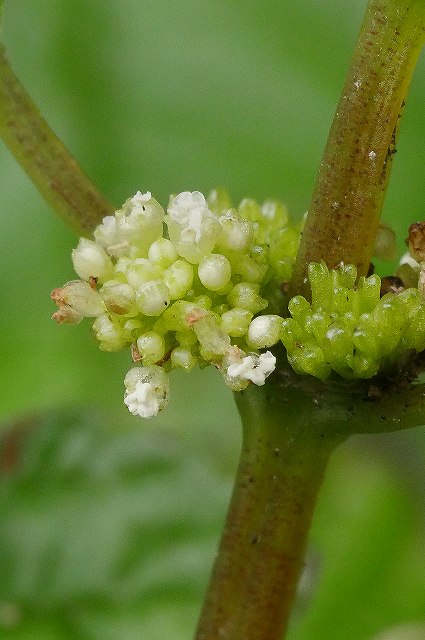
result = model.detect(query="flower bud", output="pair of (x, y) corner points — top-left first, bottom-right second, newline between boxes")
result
(164, 259), (194, 299)
(217, 211), (253, 253)
(170, 347), (197, 371)
(125, 258), (163, 289)
(99, 281), (137, 315)
(227, 282), (268, 313)
(135, 280), (170, 316)
(247, 315), (282, 349)
(220, 308), (253, 337)
(148, 237), (178, 267)
(93, 313), (129, 351)
(198, 254), (232, 291)
(72, 238), (114, 283)
(136, 331), (166, 364)
(51, 280), (104, 317)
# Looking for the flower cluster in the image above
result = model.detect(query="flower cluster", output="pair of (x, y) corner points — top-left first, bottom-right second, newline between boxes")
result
(52, 188), (425, 416)
(52, 190), (301, 418)
(281, 262), (425, 379)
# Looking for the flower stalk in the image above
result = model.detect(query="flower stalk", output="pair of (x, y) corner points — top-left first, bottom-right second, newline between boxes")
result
(291, 0), (425, 298)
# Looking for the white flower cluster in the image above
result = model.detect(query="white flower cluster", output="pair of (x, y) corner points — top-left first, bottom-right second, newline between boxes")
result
(52, 189), (301, 418)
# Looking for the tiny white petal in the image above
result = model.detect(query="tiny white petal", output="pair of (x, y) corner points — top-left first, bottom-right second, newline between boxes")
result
(227, 351), (276, 386)
(124, 381), (160, 418)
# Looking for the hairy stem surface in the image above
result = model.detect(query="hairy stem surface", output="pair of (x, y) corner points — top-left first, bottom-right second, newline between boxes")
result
(291, 0), (425, 297)
(0, 43), (114, 234)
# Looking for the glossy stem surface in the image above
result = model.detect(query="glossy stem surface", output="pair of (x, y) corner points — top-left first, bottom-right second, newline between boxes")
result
(0, 43), (114, 234)
(291, 0), (425, 297)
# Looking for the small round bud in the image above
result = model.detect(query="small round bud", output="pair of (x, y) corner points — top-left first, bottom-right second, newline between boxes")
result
(198, 254), (232, 291)
(99, 281), (137, 315)
(93, 313), (129, 351)
(227, 282), (268, 313)
(247, 315), (282, 349)
(220, 308), (253, 337)
(170, 347), (197, 371)
(164, 259), (194, 299)
(125, 259), (163, 290)
(148, 238), (178, 267)
(136, 331), (166, 364)
(72, 238), (114, 283)
(217, 211), (253, 253)
(135, 280), (170, 316)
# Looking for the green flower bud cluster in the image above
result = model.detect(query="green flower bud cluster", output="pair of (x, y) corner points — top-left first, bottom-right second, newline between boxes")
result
(52, 189), (301, 418)
(281, 262), (425, 380)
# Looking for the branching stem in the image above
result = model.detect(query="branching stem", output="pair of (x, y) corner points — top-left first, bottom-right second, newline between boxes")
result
(0, 43), (114, 234)
(291, 0), (425, 297)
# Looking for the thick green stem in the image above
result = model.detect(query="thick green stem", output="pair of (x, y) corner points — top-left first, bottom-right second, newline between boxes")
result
(194, 359), (425, 640)
(0, 43), (114, 234)
(194, 382), (344, 640)
(291, 0), (425, 297)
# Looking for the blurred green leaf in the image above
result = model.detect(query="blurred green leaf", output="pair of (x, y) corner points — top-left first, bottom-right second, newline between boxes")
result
(0, 409), (233, 639)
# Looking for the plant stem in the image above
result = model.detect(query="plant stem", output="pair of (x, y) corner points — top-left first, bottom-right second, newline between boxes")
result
(0, 43), (114, 234)
(290, 0), (425, 297)
(194, 381), (345, 640)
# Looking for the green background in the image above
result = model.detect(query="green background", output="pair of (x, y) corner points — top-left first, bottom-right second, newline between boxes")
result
(1, 1), (425, 638)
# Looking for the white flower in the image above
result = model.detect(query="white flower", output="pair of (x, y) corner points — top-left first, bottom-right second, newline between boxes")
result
(130, 191), (152, 209)
(124, 366), (169, 418)
(227, 351), (276, 386)
(168, 191), (216, 243)
(124, 381), (160, 418)
(168, 191), (207, 226)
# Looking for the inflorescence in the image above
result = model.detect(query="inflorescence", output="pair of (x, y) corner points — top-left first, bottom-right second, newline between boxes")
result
(52, 189), (425, 418)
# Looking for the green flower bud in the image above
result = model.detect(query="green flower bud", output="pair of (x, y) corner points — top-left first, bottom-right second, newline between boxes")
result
(207, 187), (232, 215)
(72, 238), (114, 283)
(125, 258), (163, 290)
(198, 254), (232, 291)
(93, 313), (129, 351)
(170, 347), (197, 371)
(227, 282), (268, 313)
(220, 308), (253, 337)
(192, 315), (231, 355)
(164, 259), (194, 299)
(233, 253), (268, 283)
(136, 331), (166, 364)
(217, 211), (254, 253)
(135, 280), (170, 316)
